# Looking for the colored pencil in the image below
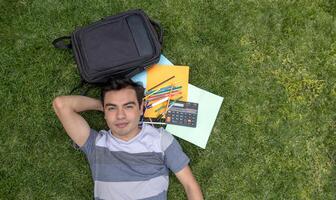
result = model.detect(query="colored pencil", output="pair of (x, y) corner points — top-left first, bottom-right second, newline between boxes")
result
(163, 83), (174, 117)
(146, 76), (175, 92)
(144, 85), (181, 101)
(147, 91), (182, 102)
(154, 96), (183, 112)
(149, 86), (182, 96)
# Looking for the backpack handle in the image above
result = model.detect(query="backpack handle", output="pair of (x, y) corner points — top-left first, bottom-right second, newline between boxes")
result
(149, 19), (163, 45)
(52, 36), (72, 49)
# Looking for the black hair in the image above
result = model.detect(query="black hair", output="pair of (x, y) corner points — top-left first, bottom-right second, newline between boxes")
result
(100, 78), (145, 108)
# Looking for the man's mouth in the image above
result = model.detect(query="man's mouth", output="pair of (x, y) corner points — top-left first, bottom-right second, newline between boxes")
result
(115, 122), (128, 128)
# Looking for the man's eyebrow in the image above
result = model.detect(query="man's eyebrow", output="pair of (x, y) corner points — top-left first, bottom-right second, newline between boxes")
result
(104, 102), (136, 107)
(123, 101), (136, 106)
(105, 103), (116, 107)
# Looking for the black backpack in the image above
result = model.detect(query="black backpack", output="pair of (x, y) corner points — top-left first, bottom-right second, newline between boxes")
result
(53, 9), (163, 91)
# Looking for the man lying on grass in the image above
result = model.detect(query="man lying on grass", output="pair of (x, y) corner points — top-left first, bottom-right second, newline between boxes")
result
(53, 78), (203, 200)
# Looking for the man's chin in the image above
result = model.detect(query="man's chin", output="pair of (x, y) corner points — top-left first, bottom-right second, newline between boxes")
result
(111, 125), (130, 135)
(112, 127), (127, 134)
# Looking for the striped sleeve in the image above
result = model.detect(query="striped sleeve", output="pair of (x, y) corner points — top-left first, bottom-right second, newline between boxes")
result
(160, 129), (190, 173)
(80, 129), (98, 156)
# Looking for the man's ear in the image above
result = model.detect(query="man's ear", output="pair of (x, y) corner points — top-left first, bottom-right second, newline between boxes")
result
(103, 107), (107, 119)
(140, 101), (144, 115)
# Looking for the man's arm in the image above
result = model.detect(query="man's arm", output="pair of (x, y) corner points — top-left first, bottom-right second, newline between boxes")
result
(52, 95), (103, 147)
(175, 165), (204, 200)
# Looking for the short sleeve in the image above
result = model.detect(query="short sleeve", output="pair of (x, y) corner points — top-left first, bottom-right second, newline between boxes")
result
(80, 129), (98, 156)
(161, 130), (190, 173)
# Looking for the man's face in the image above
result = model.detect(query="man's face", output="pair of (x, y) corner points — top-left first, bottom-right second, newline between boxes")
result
(103, 88), (143, 141)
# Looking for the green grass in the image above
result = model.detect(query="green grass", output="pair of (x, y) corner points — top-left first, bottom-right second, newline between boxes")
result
(1, 0), (336, 199)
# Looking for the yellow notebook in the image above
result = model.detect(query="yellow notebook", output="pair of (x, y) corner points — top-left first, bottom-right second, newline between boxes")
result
(144, 64), (189, 118)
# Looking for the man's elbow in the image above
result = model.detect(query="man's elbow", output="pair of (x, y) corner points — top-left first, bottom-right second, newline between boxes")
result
(52, 96), (67, 113)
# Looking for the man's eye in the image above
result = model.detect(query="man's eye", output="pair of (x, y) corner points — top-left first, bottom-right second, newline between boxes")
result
(108, 107), (115, 111)
(126, 105), (134, 109)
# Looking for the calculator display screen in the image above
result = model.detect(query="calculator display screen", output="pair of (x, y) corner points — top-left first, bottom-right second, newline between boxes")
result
(174, 103), (184, 107)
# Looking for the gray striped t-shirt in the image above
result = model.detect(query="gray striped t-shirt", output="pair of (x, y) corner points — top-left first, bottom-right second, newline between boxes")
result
(80, 124), (190, 200)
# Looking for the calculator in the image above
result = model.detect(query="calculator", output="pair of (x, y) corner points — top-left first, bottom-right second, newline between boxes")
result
(165, 101), (198, 128)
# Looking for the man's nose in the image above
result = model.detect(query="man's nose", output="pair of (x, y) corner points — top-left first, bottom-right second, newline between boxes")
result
(116, 108), (126, 119)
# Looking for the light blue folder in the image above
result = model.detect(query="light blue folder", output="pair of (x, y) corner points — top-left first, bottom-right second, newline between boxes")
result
(133, 55), (223, 149)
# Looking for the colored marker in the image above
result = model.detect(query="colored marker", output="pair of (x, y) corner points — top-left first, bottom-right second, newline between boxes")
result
(146, 97), (169, 109)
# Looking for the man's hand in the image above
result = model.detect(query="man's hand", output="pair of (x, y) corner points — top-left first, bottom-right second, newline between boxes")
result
(52, 95), (103, 147)
(175, 165), (204, 200)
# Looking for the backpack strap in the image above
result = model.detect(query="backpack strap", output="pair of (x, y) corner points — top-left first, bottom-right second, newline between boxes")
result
(70, 80), (85, 94)
(52, 36), (72, 49)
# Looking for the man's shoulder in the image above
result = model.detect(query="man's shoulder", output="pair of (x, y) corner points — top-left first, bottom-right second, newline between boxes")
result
(89, 128), (110, 143)
(80, 129), (109, 155)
